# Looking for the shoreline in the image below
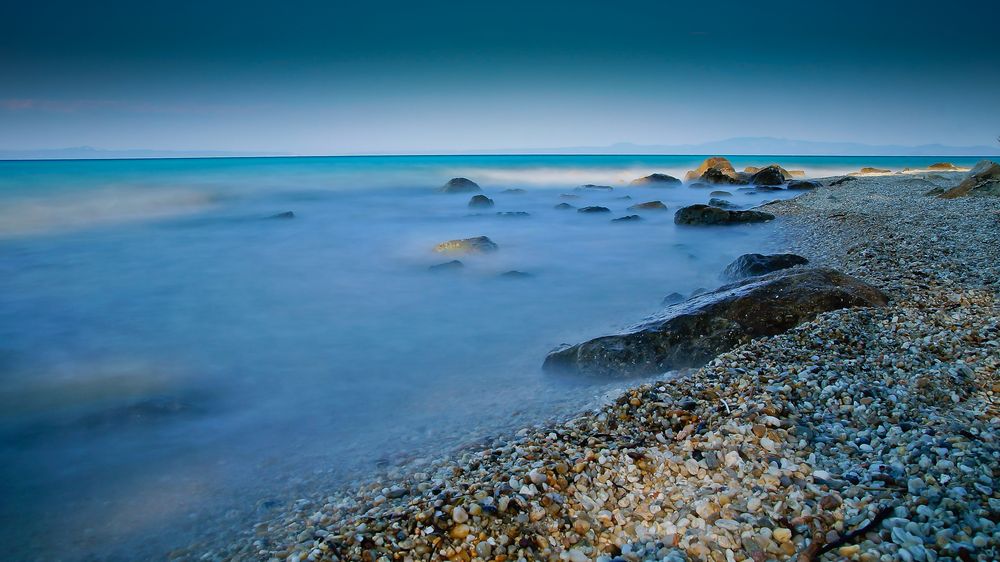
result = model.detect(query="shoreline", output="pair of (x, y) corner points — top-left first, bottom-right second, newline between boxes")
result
(211, 172), (999, 562)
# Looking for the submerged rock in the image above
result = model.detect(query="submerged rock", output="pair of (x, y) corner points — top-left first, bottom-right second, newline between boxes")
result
(433, 236), (498, 254)
(500, 270), (531, 278)
(721, 253), (809, 281)
(688, 182), (711, 189)
(611, 214), (641, 222)
(674, 204), (774, 225)
(440, 177), (481, 193)
(268, 211), (295, 219)
(559, 194), (582, 199)
(708, 198), (738, 209)
(468, 194), (495, 208)
(496, 211), (530, 217)
(939, 160), (1000, 198)
(543, 268), (888, 376)
(787, 180), (820, 190)
(429, 260), (464, 272)
(553, 202), (576, 210)
(750, 165), (786, 186)
(630, 173), (681, 186)
(575, 184), (614, 192)
(627, 200), (668, 211)
(578, 206), (611, 214)
(661, 292), (685, 305)
(501, 188), (527, 194)
(709, 190), (732, 197)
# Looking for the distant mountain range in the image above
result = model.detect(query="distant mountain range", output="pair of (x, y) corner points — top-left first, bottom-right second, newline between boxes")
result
(2, 138), (998, 160)
(467, 137), (1000, 157)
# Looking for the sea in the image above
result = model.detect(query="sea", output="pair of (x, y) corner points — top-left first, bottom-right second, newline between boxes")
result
(0, 154), (984, 560)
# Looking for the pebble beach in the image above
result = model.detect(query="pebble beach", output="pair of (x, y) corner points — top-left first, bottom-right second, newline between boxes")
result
(208, 171), (999, 562)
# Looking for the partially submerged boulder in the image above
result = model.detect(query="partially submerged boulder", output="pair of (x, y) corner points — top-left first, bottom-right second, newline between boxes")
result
(440, 177), (481, 193)
(630, 173), (681, 186)
(852, 167), (891, 175)
(661, 292), (685, 305)
(468, 194), (494, 208)
(939, 160), (1000, 199)
(709, 190), (733, 197)
(787, 180), (821, 190)
(578, 206), (611, 214)
(721, 253), (809, 281)
(708, 198), (738, 209)
(749, 165), (787, 186)
(612, 215), (641, 222)
(543, 268), (888, 376)
(684, 157), (737, 182)
(268, 211), (295, 219)
(627, 200), (668, 211)
(553, 202), (576, 210)
(700, 167), (749, 185)
(502, 188), (527, 194)
(433, 236), (498, 254)
(575, 184), (614, 192)
(429, 260), (464, 272)
(674, 204), (774, 225)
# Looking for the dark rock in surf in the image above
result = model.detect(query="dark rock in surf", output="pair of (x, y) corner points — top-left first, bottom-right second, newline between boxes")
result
(500, 270), (531, 278)
(575, 184), (614, 192)
(721, 253), (809, 281)
(433, 236), (498, 254)
(628, 200), (668, 211)
(829, 176), (856, 186)
(496, 211), (530, 217)
(554, 202), (576, 210)
(689, 182), (711, 189)
(429, 260), (464, 272)
(269, 211), (295, 219)
(612, 215), (642, 222)
(700, 167), (750, 185)
(468, 195), (495, 208)
(674, 204), (774, 225)
(578, 206), (611, 214)
(685, 156), (737, 182)
(709, 190), (732, 197)
(630, 173), (682, 186)
(750, 165), (787, 186)
(661, 292), (685, 306)
(543, 268), (888, 376)
(440, 177), (482, 193)
(560, 194), (582, 199)
(502, 188), (527, 194)
(708, 198), (738, 209)
(787, 180), (821, 190)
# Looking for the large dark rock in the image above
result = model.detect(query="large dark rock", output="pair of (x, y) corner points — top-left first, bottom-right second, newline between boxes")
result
(630, 173), (682, 186)
(628, 200), (668, 211)
(674, 204), (774, 225)
(433, 236), (498, 254)
(468, 195), (495, 208)
(939, 160), (1000, 198)
(612, 214), (641, 222)
(721, 253), (809, 281)
(543, 268), (888, 376)
(750, 165), (787, 186)
(928, 162), (958, 170)
(709, 190), (733, 197)
(700, 167), (749, 185)
(440, 177), (481, 193)
(787, 180), (820, 190)
(578, 206), (611, 213)
(554, 202), (576, 210)
(708, 198), (738, 209)
(829, 176), (856, 186)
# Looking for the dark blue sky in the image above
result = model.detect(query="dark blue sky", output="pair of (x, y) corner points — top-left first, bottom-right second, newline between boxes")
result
(2, 0), (998, 153)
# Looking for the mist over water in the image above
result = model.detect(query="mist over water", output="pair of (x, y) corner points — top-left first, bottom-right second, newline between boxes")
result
(0, 154), (982, 560)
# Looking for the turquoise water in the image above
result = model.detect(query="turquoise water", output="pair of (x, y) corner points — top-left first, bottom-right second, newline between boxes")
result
(0, 155), (979, 560)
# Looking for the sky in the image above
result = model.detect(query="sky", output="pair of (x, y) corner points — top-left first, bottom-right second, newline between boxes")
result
(1, 0), (998, 154)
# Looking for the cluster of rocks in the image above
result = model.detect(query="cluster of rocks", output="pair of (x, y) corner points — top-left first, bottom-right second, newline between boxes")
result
(209, 172), (999, 562)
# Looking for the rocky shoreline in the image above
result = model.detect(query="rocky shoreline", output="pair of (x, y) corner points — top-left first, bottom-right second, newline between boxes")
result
(212, 172), (998, 562)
